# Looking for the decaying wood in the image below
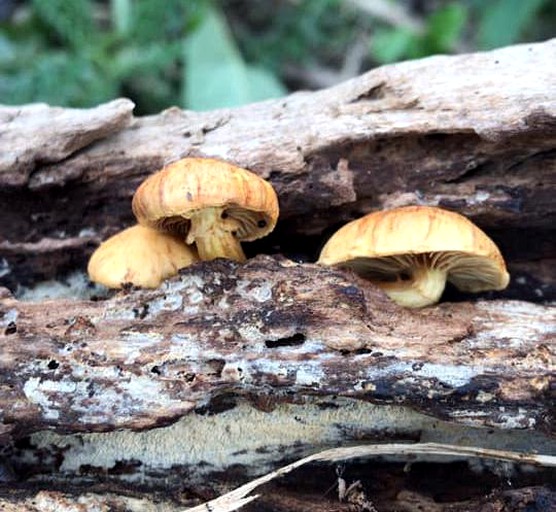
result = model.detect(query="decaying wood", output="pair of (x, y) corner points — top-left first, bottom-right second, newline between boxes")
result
(1, 40), (555, 509)
(186, 443), (556, 512)
(1, 40), (555, 294)
(1, 257), (554, 443)
(1, 443), (555, 511)
(1, 485), (554, 512)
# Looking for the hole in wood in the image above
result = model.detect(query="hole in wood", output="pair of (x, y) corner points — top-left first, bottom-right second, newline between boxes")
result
(4, 322), (16, 335)
(47, 360), (59, 370)
(265, 333), (306, 348)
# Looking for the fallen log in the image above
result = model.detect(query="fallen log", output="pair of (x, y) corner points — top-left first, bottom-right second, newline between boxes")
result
(0, 39), (555, 509)
(0, 40), (555, 295)
(1, 257), (554, 442)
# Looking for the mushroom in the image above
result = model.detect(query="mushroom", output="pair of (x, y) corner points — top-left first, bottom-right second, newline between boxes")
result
(318, 206), (510, 308)
(87, 224), (199, 289)
(132, 158), (279, 262)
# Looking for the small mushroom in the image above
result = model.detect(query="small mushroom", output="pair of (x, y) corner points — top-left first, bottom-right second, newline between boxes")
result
(132, 158), (279, 262)
(318, 206), (510, 308)
(87, 224), (199, 289)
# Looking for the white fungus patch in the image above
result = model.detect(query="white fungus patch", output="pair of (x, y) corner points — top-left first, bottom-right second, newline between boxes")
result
(71, 365), (121, 380)
(295, 361), (326, 387)
(28, 400), (429, 479)
(468, 190), (491, 204)
(0, 307), (18, 328)
(166, 335), (228, 369)
(101, 305), (137, 321)
(22, 371), (192, 427)
(16, 272), (104, 301)
(448, 406), (538, 431)
(166, 274), (204, 295)
(250, 359), (290, 379)
(293, 339), (329, 355)
(144, 274), (207, 316)
(237, 322), (266, 342)
(471, 301), (555, 349)
(366, 361), (480, 389)
(146, 293), (183, 315)
(22, 397), (556, 486)
(428, 190), (492, 209)
(236, 279), (273, 303)
(187, 289), (204, 304)
(167, 333), (202, 360)
(73, 374), (192, 425)
(23, 378), (80, 420)
(495, 408), (537, 430)
(116, 331), (164, 363)
(166, 335), (231, 371)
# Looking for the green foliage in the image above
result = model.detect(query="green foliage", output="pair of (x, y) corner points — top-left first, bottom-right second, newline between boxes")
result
(234, 0), (359, 71)
(1, 0), (190, 112)
(370, 0), (551, 65)
(0, 0), (285, 113)
(372, 3), (468, 64)
(111, 0), (132, 37)
(183, 4), (286, 110)
(32, 0), (96, 50)
(1, 50), (117, 107)
(475, 0), (549, 49)
(0, 0), (552, 113)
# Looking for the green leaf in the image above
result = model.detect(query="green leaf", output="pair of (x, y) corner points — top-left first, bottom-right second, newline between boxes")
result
(183, 5), (286, 110)
(129, 0), (199, 44)
(0, 52), (117, 107)
(477, 0), (548, 49)
(31, 0), (96, 50)
(371, 27), (417, 64)
(371, 3), (467, 65)
(426, 3), (467, 52)
(111, 41), (182, 79)
(111, 0), (132, 37)
(0, 35), (17, 65)
(244, 66), (288, 103)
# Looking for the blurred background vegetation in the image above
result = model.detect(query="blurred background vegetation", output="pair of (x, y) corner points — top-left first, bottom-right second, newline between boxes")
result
(0, 0), (554, 114)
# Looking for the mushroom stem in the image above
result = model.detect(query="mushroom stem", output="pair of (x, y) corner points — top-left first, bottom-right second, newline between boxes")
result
(186, 208), (246, 262)
(378, 266), (447, 308)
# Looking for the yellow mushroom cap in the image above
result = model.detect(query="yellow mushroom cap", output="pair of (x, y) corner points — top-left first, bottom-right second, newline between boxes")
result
(132, 158), (279, 243)
(318, 206), (509, 294)
(87, 224), (199, 289)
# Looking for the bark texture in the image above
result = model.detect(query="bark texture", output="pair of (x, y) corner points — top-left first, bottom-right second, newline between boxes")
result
(1, 256), (554, 442)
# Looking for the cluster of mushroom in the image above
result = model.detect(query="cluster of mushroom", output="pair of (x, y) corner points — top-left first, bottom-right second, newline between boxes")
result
(88, 158), (279, 289)
(88, 157), (510, 308)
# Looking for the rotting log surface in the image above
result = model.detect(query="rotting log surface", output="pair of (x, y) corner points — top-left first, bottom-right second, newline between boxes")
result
(0, 484), (554, 512)
(0, 40), (555, 296)
(1, 257), (554, 442)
